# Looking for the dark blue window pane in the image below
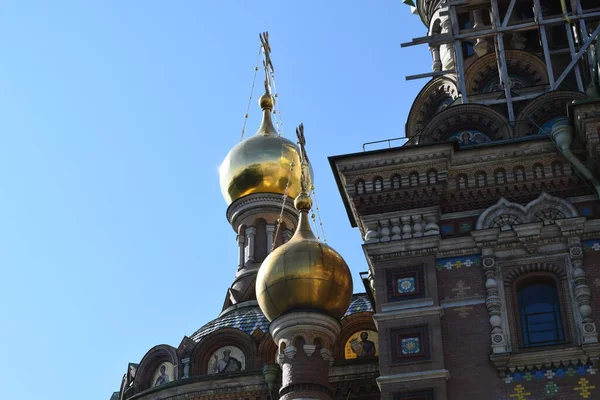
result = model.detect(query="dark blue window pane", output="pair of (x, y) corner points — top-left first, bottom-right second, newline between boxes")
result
(518, 283), (565, 347)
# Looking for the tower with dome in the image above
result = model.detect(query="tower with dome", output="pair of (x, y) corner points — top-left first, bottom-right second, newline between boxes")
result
(110, 33), (380, 400)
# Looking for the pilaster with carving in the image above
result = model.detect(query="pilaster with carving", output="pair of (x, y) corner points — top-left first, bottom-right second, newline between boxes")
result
(568, 237), (598, 344)
(482, 251), (509, 353)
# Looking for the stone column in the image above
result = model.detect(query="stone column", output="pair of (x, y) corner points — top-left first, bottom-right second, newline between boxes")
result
(440, 18), (455, 70)
(430, 46), (442, 72)
(270, 313), (341, 400)
(245, 226), (256, 264)
(237, 226), (245, 270)
(483, 253), (509, 353)
(473, 9), (492, 57)
(266, 224), (276, 254)
(568, 237), (598, 343)
(182, 357), (190, 379)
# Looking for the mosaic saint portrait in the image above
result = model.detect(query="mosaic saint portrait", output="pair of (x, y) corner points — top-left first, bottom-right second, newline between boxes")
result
(208, 346), (245, 374)
(152, 362), (174, 387)
(449, 130), (491, 146)
(344, 330), (378, 359)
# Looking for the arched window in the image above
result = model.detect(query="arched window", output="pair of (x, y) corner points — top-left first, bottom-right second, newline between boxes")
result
(494, 168), (507, 185)
(518, 280), (565, 347)
(373, 177), (384, 192)
(514, 166), (526, 182)
(427, 169), (438, 185)
(475, 171), (487, 187)
(391, 174), (401, 189)
(409, 172), (420, 187)
(457, 174), (468, 189)
(533, 163), (545, 179)
(551, 162), (564, 177)
(355, 179), (366, 195)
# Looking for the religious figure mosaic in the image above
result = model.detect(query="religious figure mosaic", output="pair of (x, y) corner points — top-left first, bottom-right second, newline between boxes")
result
(208, 346), (245, 374)
(345, 330), (378, 359)
(152, 362), (174, 387)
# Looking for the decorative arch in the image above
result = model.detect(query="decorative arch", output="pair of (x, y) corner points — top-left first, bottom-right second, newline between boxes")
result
(514, 91), (586, 137)
(134, 344), (179, 392)
(464, 50), (549, 95)
(190, 327), (258, 376)
(504, 263), (567, 286)
(418, 103), (512, 144)
(336, 312), (377, 361)
(257, 332), (278, 365)
(406, 76), (459, 138)
(476, 192), (579, 230)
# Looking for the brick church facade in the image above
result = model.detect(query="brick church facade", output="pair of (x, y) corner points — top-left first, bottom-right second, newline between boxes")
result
(330, 0), (600, 398)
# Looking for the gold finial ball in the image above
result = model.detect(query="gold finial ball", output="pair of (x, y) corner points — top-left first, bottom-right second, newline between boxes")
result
(259, 93), (275, 110)
(256, 234), (353, 322)
(294, 192), (312, 211)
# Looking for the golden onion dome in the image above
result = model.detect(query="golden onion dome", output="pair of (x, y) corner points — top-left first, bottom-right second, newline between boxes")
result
(256, 192), (353, 321)
(219, 94), (310, 206)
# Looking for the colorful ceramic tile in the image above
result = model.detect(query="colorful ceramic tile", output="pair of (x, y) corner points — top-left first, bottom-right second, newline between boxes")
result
(400, 337), (420, 355)
(583, 239), (600, 252)
(397, 277), (416, 294)
(343, 294), (374, 317)
(545, 382), (559, 396)
(509, 384), (530, 400)
(435, 255), (481, 271)
(575, 378), (596, 399)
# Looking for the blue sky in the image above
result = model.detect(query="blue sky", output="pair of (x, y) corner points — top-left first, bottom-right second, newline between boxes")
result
(0, 2), (429, 399)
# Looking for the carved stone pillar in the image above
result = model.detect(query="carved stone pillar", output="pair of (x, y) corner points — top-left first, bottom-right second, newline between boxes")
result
(245, 226), (256, 264)
(266, 224), (276, 254)
(483, 253), (509, 353)
(473, 9), (492, 57)
(237, 226), (245, 270)
(431, 46), (442, 72)
(379, 219), (391, 242)
(182, 357), (190, 379)
(271, 313), (340, 400)
(568, 237), (598, 343)
(440, 18), (455, 70)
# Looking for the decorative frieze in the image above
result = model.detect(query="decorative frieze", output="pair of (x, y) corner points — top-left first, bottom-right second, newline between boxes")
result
(363, 212), (440, 244)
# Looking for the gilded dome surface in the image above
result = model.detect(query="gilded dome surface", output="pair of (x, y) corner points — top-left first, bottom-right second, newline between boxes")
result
(256, 194), (353, 321)
(219, 95), (309, 205)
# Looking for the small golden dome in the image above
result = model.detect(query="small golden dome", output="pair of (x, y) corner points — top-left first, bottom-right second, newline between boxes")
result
(256, 193), (353, 321)
(219, 95), (310, 206)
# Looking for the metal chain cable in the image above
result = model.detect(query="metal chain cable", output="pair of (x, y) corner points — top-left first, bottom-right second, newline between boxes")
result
(240, 45), (263, 141)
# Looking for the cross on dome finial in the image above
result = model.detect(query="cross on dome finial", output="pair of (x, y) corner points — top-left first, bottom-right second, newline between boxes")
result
(259, 32), (274, 95)
(295, 123), (312, 211)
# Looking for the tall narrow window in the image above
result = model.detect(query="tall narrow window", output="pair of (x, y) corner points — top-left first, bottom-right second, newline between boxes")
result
(373, 177), (384, 192)
(518, 280), (565, 347)
(356, 180), (366, 195)
(409, 172), (419, 187)
(391, 175), (401, 190)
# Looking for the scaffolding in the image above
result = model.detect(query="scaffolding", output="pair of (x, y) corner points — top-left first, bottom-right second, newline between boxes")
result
(402, 0), (600, 123)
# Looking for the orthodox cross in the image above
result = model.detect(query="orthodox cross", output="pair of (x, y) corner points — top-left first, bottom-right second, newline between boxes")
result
(296, 123), (310, 191)
(259, 31), (274, 94)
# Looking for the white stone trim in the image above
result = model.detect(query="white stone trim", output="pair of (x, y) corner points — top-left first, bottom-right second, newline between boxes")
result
(381, 298), (434, 313)
(376, 369), (450, 389)
(440, 296), (485, 308)
(373, 306), (442, 328)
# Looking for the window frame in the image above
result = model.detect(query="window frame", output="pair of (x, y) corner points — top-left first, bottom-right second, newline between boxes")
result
(511, 272), (570, 350)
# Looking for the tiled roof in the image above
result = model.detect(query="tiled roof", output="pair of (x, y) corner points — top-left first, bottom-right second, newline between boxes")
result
(190, 294), (374, 342)
(344, 293), (374, 317)
(190, 306), (269, 342)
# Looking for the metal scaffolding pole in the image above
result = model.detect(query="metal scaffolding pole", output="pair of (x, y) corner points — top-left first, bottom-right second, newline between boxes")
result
(534, 0), (556, 88)
(490, 0), (515, 122)
(449, 4), (468, 103)
(564, 20), (585, 91)
(553, 23), (600, 89)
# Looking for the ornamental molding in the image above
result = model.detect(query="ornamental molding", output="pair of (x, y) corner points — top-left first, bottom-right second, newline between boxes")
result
(489, 343), (600, 374)
(376, 369), (450, 388)
(476, 192), (579, 230)
(226, 193), (298, 230)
